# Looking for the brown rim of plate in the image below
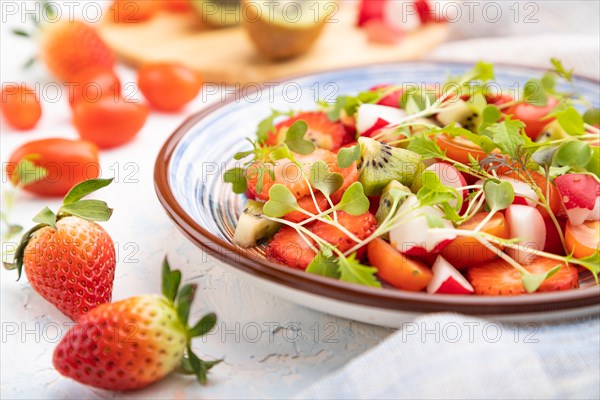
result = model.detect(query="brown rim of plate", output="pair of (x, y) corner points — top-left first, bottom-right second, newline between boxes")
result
(154, 61), (600, 315)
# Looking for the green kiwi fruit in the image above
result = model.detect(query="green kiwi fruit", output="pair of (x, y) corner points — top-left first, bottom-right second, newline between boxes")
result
(192, 0), (240, 27)
(536, 120), (569, 143)
(375, 180), (412, 225)
(357, 137), (423, 196)
(233, 200), (281, 248)
(436, 99), (482, 132)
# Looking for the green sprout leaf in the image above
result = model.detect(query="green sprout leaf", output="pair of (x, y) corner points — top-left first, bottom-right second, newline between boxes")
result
(531, 146), (558, 168)
(336, 182), (369, 216)
(555, 106), (585, 136)
(32, 206), (56, 229)
(550, 58), (573, 82)
(488, 118), (526, 161)
(523, 79), (548, 106)
(63, 178), (113, 205)
(263, 184), (299, 218)
(521, 265), (561, 293)
(407, 133), (446, 160)
(555, 140), (592, 167)
(585, 146), (600, 178)
(271, 145), (294, 161)
(256, 109), (293, 143)
(309, 161), (343, 196)
(483, 180), (514, 212)
(224, 168), (248, 194)
(337, 253), (381, 287)
(578, 251), (600, 281)
(285, 120), (315, 155)
(583, 108), (600, 126)
(306, 251), (340, 278)
(337, 143), (361, 168)
(425, 213), (445, 229)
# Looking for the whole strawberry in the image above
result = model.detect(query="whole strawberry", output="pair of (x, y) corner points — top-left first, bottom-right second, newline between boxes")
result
(53, 259), (220, 391)
(14, 2), (115, 81)
(4, 178), (116, 320)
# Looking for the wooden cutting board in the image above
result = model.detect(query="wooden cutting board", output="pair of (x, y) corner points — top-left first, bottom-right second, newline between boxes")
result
(98, 4), (448, 84)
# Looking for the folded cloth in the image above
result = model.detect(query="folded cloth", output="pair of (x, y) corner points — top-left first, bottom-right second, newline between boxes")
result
(296, 313), (600, 399)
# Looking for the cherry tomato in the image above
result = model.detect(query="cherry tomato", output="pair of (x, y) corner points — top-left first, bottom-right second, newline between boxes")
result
(436, 134), (487, 165)
(544, 217), (566, 255)
(440, 212), (510, 269)
(68, 66), (121, 108)
(565, 220), (599, 259)
(137, 62), (202, 111)
(367, 238), (433, 291)
(7, 138), (100, 197)
(1, 84), (42, 130)
(506, 97), (558, 140)
(504, 170), (562, 219)
(73, 98), (148, 148)
(109, 0), (161, 23)
(162, 0), (191, 12)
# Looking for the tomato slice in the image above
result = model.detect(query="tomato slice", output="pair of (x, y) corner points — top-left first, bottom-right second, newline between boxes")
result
(506, 97), (558, 140)
(440, 212), (510, 269)
(565, 220), (599, 259)
(367, 238), (433, 291)
(436, 134), (487, 165)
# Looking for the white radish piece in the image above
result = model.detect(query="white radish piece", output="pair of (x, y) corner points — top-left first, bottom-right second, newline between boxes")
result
(425, 162), (468, 207)
(555, 174), (600, 226)
(505, 205), (546, 265)
(427, 256), (474, 295)
(389, 196), (456, 256)
(356, 103), (407, 136)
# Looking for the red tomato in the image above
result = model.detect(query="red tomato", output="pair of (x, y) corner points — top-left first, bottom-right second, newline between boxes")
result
(1, 84), (42, 130)
(436, 134), (487, 165)
(162, 0), (191, 12)
(6, 138), (100, 197)
(565, 220), (599, 259)
(109, 0), (161, 23)
(137, 63), (203, 111)
(367, 238), (433, 291)
(68, 66), (121, 107)
(73, 98), (148, 148)
(440, 212), (510, 269)
(506, 97), (558, 140)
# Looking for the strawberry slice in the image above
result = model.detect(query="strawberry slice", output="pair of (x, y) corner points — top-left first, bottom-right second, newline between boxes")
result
(267, 112), (347, 151)
(311, 211), (378, 252)
(467, 257), (579, 296)
(370, 84), (403, 108)
(357, 0), (387, 27)
(284, 193), (329, 223)
(265, 226), (316, 270)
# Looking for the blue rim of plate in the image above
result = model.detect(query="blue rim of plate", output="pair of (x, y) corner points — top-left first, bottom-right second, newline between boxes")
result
(154, 61), (600, 315)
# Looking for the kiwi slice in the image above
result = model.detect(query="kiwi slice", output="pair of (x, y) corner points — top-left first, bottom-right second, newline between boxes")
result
(375, 180), (412, 225)
(436, 99), (482, 132)
(357, 137), (423, 196)
(233, 200), (281, 248)
(536, 120), (569, 143)
(241, 0), (330, 60)
(192, 0), (240, 27)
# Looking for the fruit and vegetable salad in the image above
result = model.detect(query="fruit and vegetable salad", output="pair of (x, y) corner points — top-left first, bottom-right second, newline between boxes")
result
(225, 60), (600, 296)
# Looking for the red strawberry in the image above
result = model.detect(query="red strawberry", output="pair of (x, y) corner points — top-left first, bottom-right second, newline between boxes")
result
(266, 112), (347, 151)
(4, 178), (116, 320)
(284, 193), (329, 223)
(22, 19), (116, 81)
(467, 257), (579, 296)
(311, 211), (378, 253)
(246, 148), (347, 201)
(265, 226), (316, 269)
(357, 0), (387, 27)
(53, 259), (220, 390)
(370, 84), (403, 108)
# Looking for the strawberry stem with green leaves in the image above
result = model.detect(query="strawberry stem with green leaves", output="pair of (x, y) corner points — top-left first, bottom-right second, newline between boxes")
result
(3, 178), (114, 279)
(161, 258), (222, 384)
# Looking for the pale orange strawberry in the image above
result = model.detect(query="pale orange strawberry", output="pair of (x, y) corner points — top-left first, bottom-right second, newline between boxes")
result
(39, 20), (115, 81)
(53, 259), (221, 390)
